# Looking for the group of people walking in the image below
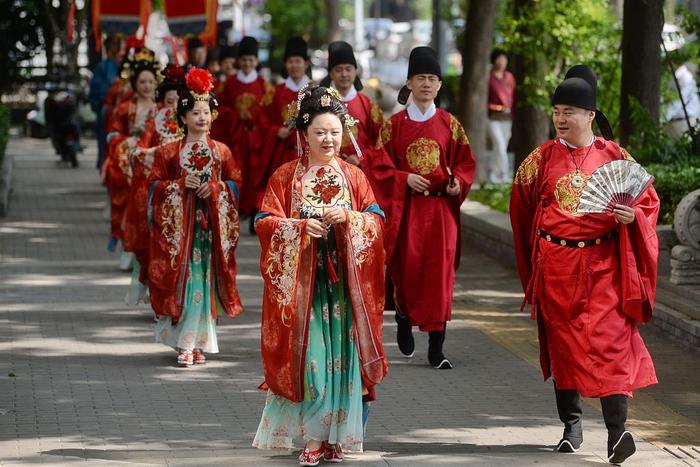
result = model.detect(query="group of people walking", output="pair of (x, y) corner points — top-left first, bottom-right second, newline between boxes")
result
(88, 32), (660, 466)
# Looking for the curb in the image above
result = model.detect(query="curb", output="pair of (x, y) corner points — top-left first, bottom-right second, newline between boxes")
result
(0, 152), (13, 216)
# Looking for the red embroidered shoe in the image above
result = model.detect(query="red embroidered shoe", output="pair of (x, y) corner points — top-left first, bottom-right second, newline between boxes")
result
(193, 349), (206, 364)
(177, 351), (193, 366)
(323, 443), (344, 463)
(298, 445), (324, 466)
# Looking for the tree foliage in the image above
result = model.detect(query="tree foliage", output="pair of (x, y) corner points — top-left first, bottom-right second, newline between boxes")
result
(499, 0), (622, 129)
(0, 0), (44, 93)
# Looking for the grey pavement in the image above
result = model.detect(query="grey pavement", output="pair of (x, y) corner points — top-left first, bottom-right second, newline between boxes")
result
(0, 136), (698, 466)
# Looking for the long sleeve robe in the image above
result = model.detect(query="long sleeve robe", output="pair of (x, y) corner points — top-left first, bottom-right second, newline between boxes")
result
(256, 157), (387, 403)
(370, 108), (476, 331)
(509, 137), (659, 397)
(148, 138), (243, 321)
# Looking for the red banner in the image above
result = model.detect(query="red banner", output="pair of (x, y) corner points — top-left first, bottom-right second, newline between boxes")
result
(92, 0), (151, 52)
(164, 0), (217, 45)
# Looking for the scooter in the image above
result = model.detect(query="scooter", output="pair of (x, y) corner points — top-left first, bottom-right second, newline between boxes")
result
(44, 87), (81, 168)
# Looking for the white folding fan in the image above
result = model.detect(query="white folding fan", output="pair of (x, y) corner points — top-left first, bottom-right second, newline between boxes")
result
(576, 160), (654, 214)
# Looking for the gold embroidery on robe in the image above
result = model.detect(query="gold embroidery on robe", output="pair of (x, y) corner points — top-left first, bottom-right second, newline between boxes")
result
(235, 93), (257, 112)
(217, 188), (240, 260)
(376, 119), (392, 149)
(264, 220), (302, 318)
(554, 171), (592, 217)
(406, 137), (440, 176)
(371, 102), (383, 124)
(348, 212), (380, 267)
(449, 115), (470, 145)
(621, 148), (636, 161)
(514, 147), (542, 185)
(261, 82), (275, 106)
(342, 122), (359, 149)
(161, 183), (183, 268)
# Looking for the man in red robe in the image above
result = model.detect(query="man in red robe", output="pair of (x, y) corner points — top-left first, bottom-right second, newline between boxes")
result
(320, 41), (384, 170)
(256, 37), (312, 211)
(215, 36), (274, 223)
(371, 47), (476, 369)
(510, 65), (659, 465)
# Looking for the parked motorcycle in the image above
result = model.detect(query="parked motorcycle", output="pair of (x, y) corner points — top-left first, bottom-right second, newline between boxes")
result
(44, 86), (82, 168)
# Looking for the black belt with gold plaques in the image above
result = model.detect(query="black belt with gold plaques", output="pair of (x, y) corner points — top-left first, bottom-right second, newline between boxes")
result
(538, 229), (617, 248)
(411, 189), (444, 197)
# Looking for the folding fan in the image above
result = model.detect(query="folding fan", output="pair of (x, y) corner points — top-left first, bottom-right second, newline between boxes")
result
(576, 160), (654, 214)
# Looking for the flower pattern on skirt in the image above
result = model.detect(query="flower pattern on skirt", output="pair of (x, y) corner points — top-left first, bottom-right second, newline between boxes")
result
(253, 231), (363, 452)
(154, 217), (219, 353)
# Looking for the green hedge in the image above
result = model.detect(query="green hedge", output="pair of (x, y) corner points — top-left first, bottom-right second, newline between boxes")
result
(0, 104), (9, 168)
(468, 164), (700, 225)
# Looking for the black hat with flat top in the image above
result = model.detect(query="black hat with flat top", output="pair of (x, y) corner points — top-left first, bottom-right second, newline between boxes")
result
(552, 64), (614, 140)
(398, 46), (442, 105)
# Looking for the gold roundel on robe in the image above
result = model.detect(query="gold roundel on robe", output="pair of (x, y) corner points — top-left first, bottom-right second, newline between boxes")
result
(554, 170), (592, 217)
(235, 93), (257, 112)
(406, 137), (441, 175)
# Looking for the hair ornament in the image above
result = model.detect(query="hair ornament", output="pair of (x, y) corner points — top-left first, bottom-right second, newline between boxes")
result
(185, 68), (214, 102)
(320, 93), (331, 108)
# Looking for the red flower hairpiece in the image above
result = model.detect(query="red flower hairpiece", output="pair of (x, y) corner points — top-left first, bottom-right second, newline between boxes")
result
(185, 68), (214, 95)
(164, 64), (186, 84)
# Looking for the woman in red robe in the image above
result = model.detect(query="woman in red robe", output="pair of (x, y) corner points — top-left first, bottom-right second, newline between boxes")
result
(148, 69), (243, 367)
(104, 52), (159, 269)
(252, 86), (387, 464)
(510, 65), (658, 464)
(371, 47), (476, 369)
(256, 37), (312, 212)
(216, 36), (274, 218)
(122, 64), (185, 306)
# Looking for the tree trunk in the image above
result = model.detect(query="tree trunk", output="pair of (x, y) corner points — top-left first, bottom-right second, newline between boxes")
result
(458, 0), (498, 183)
(325, 0), (341, 43)
(619, 0), (663, 146)
(510, 0), (550, 175)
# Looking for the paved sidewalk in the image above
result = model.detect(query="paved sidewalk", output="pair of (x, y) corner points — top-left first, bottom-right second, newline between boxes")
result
(0, 136), (698, 466)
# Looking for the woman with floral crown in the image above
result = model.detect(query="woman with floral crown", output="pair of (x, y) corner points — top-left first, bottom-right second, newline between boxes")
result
(123, 64), (187, 307)
(148, 68), (243, 367)
(252, 85), (387, 465)
(104, 48), (159, 270)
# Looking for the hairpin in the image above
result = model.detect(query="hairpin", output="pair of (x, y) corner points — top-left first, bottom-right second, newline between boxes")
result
(321, 94), (331, 108)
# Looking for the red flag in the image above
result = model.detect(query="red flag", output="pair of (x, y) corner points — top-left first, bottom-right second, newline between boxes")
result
(67, 0), (76, 42)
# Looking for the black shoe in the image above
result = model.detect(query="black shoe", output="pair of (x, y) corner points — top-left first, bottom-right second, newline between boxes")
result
(555, 438), (582, 453)
(608, 431), (635, 464)
(248, 215), (256, 235)
(427, 330), (452, 369)
(395, 313), (414, 358)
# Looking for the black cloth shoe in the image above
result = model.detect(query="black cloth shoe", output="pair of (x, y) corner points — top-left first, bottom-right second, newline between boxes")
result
(428, 330), (452, 369)
(601, 395), (634, 464)
(555, 438), (581, 453)
(395, 312), (414, 357)
(608, 431), (635, 464)
(248, 214), (257, 235)
(554, 386), (583, 451)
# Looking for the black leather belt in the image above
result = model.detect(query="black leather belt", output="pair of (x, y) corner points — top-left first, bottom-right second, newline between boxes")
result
(538, 230), (616, 248)
(411, 189), (443, 197)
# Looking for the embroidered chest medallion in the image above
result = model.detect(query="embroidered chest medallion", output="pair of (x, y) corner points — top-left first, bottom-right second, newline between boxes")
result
(554, 170), (592, 217)
(406, 137), (441, 176)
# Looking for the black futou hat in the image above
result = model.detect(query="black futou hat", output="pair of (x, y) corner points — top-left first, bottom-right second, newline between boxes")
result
(398, 46), (442, 105)
(321, 41), (363, 91)
(552, 64), (613, 140)
(284, 36), (309, 61)
(238, 36), (259, 57)
(219, 45), (237, 60)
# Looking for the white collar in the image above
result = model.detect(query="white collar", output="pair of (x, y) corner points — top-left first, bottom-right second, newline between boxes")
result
(332, 82), (357, 102)
(285, 75), (311, 92)
(406, 101), (437, 122)
(236, 69), (258, 84)
(559, 134), (596, 148)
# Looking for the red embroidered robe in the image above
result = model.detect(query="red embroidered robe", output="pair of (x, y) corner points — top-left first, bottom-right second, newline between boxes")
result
(216, 75), (274, 214)
(123, 106), (182, 281)
(148, 138), (243, 321)
(342, 92), (384, 172)
(510, 137), (659, 397)
(255, 83), (302, 209)
(371, 108), (476, 331)
(256, 157), (387, 403)
(104, 99), (156, 241)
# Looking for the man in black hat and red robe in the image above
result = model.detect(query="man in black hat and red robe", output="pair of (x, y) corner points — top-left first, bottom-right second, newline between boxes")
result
(320, 41), (384, 170)
(510, 64), (660, 464)
(216, 36), (274, 224)
(371, 46), (476, 369)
